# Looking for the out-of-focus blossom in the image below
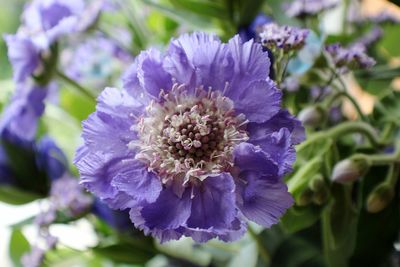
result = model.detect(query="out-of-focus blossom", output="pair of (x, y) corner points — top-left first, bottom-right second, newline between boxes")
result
(260, 23), (309, 53)
(368, 10), (400, 24)
(75, 32), (304, 243)
(353, 27), (383, 48)
(281, 75), (301, 92)
(36, 136), (68, 181)
(61, 34), (132, 89)
(239, 13), (273, 41)
(284, 0), (339, 18)
(325, 43), (376, 72)
(92, 199), (132, 230)
(21, 246), (45, 267)
(0, 82), (54, 143)
(50, 176), (92, 216)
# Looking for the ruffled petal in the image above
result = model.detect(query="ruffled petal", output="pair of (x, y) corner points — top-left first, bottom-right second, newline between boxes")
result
(4, 34), (40, 83)
(226, 35), (271, 94)
(236, 170), (293, 227)
(187, 173), (237, 229)
(164, 32), (234, 91)
(247, 109), (305, 145)
(230, 79), (281, 123)
(233, 142), (278, 175)
(136, 48), (173, 97)
(111, 159), (162, 203)
(82, 87), (145, 156)
(74, 146), (136, 210)
(139, 187), (192, 230)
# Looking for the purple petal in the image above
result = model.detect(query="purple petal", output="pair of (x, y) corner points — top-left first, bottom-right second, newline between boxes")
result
(74, 146), (136, 210)
(236, 171), (293, 227)
(111, 159), (162, 203)
(247, 109), (305, 145)
(82, 87), (144, 156)
(4, 34), (40, 83)
(233, 143), (278, 174)
(187, 173), (237, 229)
(226, 35), (271, 94)
(136, 48), (172, 97)
(230, 79), (281, 123)
(164, 32), (234, 91)
(139, 187), (192, 230)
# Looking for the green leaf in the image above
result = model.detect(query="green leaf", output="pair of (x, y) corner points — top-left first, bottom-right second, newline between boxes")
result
(141, 0), (214, 29)
(170, 0), (227, 19)
(0, 185), (42, 205)
(322, 184), (358, 267)
(9, 229), (30, 267)
(93, 243), (155, 264)
(379, 24), (400, 57)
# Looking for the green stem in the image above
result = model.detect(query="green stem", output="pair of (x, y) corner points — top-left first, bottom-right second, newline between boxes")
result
(55, 70), (97, 101)
(248, 225), (270, 265)
(297, 121), (381, 152)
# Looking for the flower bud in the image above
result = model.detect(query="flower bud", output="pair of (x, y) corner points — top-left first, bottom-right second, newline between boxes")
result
(331, 156), (370, 183)
(308, 174), (326, 192)
(366, 183), (394, 213)
(298, 106), (325, 127)
(296, 188), (313, 206)
(312, 187), (330, 205)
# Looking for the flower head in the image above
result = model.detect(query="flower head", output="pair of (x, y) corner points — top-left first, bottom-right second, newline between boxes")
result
(325, 43), (376, 72)
(75, 32), (304, 243)
(260, 23), (309, 53)
(285, 0), (339, 18)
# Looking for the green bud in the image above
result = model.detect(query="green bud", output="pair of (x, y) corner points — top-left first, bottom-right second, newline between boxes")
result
(296, 189), (314, 206)
(298, 105), (325, 127)
(308, 174), (326, 192)
(366, 183), (395, 213)
(331, 156), (371, 184)
(312, 186), (330, 205)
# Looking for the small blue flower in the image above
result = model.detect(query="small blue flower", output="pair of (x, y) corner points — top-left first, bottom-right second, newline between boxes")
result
(74, 32), (304, 243)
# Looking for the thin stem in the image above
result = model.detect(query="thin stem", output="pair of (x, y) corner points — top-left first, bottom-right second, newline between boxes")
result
(55, 70), (97, 101)
(297, 121), (381, 152)
(248, 225), (270, 265)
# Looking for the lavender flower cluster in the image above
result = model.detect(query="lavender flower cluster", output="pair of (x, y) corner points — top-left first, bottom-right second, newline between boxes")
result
(260, 23), (309, 53)
(325, 43), (376, 71)
(285, 0), (339, 18)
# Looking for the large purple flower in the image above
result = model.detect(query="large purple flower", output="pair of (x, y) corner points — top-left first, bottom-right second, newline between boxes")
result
(74, 32), (304, 243)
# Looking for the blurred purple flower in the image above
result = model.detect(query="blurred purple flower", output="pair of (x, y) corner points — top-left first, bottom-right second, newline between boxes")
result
(92, 198), (132, 230)
(368, 10), (400, 24)
(21, 246), (45, 267)
(353, 27), (383, 48)
(239, 13), (273, 42)
(0, 82), (55, 143)
(74, 32), (304, 243)
(36, 136), (68, 181)
(284, 0), (339, 18)
(61, 34), (132, 89)
(326, 43), (376, 71)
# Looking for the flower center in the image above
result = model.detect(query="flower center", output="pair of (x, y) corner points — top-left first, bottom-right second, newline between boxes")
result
(131, 84), (249, 184)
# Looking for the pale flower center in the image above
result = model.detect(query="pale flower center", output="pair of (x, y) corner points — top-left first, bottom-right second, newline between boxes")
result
(131, 84), (249, 184)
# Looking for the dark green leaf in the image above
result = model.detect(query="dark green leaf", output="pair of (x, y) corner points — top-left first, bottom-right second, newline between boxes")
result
(93, 243), (155, 264)
(170, 0), (227, 19)
(280, 205), (322, 234)
(0, 185), (42, 205)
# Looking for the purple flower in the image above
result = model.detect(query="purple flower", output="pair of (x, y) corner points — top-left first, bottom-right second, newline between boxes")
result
(50, 176), (92, 216)
(21, 0), (103, 49)
(260, 23), (309, 52)
(61, 34), (132, 89)
(353, 27), (383, 48)
(36, 136), (68, 181)
(3, 34), (41, 83)
(92, 198), (132, 230)
(368, 10), (400, 24)
(0, 82), (55, 143)
(239, 13), (273, 42)
(326, 43), (376, 72)
(21, 246), (45, 267)
(284, 0), (339, 18)
(74, 32), (304, 243)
